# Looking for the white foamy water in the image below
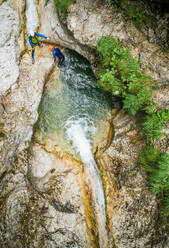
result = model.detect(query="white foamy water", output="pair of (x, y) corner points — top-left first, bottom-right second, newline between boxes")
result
(26, 0), (38, 34)
(65, 118), (96, 162)
(65, 119), (108, 247)
(66, 119), (105, 207)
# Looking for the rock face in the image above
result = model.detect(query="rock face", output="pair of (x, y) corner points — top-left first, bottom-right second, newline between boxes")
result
(97, 111), (159, 248)
(0, 1), (20, 95)
(120, 0), (169, 49)
(38, 0), (95, 62)
(67, 0), (169, 87)
(0, 48), (53, 173)
(28, 144), (92, 248)
(0, 0), (169, 247)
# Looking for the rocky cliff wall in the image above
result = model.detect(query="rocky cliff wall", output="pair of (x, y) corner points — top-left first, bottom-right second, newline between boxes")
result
(0, 0), (169, 247)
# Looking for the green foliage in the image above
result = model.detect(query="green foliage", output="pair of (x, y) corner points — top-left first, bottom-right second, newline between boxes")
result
(144, 14), (157, 29)
(138, 146), (161, 172)
(150, 153), (169, 194)
(110, 1), (144, 29)
(110, 0), (158, 31)
(97, 36), (154, 115)
(97, 37), (121, 64)
(99, 69), (126, 93)
(0, 0), (7, 6)
(110, 0), (129, 7)
(124, 6), (144, 28)
(110, 0), (120, 6)
(143, 109), (169, 140)
(123, 94), (143, 115)
(97, 36), (169, 140)
(139, 147), (169, 229)
(53, 0), (76, 19)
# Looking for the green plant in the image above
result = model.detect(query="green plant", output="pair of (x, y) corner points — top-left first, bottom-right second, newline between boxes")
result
(97, 36), (154, 115)
(128, 172), (136, 177)
(138, 146), (161, 172)
(125, 6), (144, 28)
(110, 0), (129, 7)
(0, 0), (7, 6)
(97, 36), (169, 140)
(143, 109), (169, 140)
(123, 93), (146, 115)
(144, 14), (157, 29)
(139, 146), (169, 229)
(53, 0), (76, 19)
(110, 0), (120, 6)
(150, 153), (169, 194)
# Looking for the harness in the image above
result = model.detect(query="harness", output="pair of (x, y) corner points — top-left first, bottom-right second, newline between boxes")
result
(31, 35), (39, 45)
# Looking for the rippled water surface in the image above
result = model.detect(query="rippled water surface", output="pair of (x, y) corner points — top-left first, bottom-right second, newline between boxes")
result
(35, 49), (113, 157)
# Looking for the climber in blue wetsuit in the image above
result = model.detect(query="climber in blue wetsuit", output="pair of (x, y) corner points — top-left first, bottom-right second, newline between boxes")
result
(48, 45), (65, 67)
(28, 30), (49, 64)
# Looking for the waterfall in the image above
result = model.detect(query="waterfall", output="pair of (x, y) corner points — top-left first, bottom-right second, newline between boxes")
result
(26, 0), (38, 34)
(66, 119), (108, 247)
(65, 118), (105, 207)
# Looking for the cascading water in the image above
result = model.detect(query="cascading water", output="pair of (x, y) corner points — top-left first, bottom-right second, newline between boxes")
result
(66, 119), (108, 247)
(26, 0), (38, 34)
(65, 118), (105, 208)
(35, 50), (116, 247)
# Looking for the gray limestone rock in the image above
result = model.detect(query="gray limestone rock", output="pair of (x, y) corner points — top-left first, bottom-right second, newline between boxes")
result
(0, 1), (20, 95)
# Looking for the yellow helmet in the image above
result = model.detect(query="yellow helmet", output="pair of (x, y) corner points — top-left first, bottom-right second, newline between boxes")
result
(48, 45), (54, 51)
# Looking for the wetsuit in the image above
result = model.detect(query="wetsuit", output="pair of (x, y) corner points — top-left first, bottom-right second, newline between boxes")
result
(28, 32), (47, 61)
(52, 47), (65, 67)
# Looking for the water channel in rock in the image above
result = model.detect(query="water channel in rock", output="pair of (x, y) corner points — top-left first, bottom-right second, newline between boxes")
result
(34, 49), (118, 247)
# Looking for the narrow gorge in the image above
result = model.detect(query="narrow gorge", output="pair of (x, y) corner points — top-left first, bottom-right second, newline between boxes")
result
(0, 0), (169, 248)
